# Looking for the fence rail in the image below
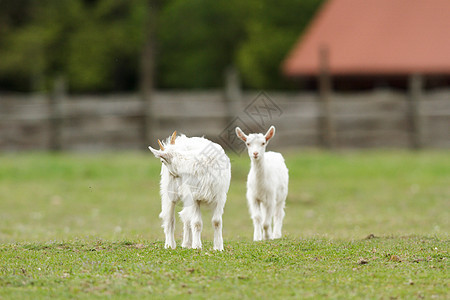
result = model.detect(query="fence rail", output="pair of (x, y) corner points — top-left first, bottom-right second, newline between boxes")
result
(0, 89), (449, 152)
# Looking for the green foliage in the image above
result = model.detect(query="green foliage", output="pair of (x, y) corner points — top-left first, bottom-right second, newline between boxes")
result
(157, 0), (250, 88)
(238, 0), (324, 89)
(65, 0), (148, 91)
(0, 0), (324, 92)
(157, 0), (324, 89)
(0, 0), (148, 92)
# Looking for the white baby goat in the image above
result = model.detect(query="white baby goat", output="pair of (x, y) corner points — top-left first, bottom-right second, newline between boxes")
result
(235, 125), (288, 241)
(149, 131), (231, 251)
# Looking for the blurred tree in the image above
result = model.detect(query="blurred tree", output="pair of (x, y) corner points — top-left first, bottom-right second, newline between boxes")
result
(157, 0), (250, 89)
(0, 0), (323, 92)
(0, 0), (148, 92)
(0, 0), (45, 91)
(65, 0), (148, 91)
(237, 0), (324, 89)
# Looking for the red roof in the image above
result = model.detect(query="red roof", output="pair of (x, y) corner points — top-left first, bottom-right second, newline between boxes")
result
(283, 0), (450, 77)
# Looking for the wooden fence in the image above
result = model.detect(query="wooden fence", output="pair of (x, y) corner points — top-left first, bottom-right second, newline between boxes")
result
(0, 88), (449, 152)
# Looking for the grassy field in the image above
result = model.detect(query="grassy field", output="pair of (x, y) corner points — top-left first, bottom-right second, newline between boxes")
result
(0, 150), (448, 299)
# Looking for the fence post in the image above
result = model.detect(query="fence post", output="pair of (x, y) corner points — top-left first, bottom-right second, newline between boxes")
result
(48, 76), (66, 151)
(407, 74), (424, 149)
(224, 65), (242, 124)
(318, 46), (336, 149)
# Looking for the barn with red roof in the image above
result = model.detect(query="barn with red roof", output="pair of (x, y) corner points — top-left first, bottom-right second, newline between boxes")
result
(283, 0), (450, 89)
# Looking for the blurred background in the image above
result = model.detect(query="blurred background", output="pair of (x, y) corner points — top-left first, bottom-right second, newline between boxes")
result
(0, 0), (449, 152)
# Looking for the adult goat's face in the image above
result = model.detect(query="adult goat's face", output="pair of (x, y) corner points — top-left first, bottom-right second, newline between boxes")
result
(235, 126), (275, 161)
(148, 131), (179, 177)
(149, 146), (178, 176)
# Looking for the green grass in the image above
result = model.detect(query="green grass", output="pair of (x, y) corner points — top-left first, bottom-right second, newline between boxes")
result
(0, 150), (449, 299)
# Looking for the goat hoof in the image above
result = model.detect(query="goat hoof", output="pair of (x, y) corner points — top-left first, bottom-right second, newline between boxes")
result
(192, 244), (202, 250)
(165, 242), (176, 249)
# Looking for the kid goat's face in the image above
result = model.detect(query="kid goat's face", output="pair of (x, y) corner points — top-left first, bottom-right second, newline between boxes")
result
(235, 126), (276, 161)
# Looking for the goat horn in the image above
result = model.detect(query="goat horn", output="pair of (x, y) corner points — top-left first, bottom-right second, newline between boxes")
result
(157, 139), (164, 151)
(170, 131), (177, 145)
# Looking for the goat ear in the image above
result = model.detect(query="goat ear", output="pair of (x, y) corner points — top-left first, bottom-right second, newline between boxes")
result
(265, 126), (276, 142)
(235, 127), (247, 142)
(148, 146), (163, 158)
(149, 146), (172, 163)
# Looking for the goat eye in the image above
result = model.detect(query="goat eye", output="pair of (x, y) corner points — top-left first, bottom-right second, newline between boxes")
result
(262, 142), (266, 146)
(246, 143), (250, 146)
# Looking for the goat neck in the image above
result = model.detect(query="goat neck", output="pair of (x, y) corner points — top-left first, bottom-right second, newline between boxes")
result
(250, 155), (267, 185)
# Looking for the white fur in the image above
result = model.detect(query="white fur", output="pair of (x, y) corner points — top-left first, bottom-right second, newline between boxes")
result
(236, 126), (289, 241)
(149, 134), (231, 251)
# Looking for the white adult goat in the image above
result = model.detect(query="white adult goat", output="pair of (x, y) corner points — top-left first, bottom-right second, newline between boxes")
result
(149, 131), (231, 251)
(235, 125), (288, 241)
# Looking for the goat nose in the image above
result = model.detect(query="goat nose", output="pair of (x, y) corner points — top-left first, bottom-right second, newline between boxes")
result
(253, 152), (258, 157)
